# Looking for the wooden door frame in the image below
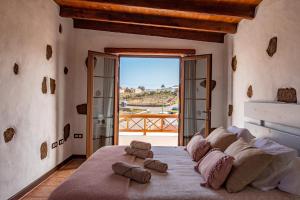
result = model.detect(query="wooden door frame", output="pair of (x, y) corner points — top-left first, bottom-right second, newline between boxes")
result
(86, 50), (118, 158)
(87, 48), (198, 157)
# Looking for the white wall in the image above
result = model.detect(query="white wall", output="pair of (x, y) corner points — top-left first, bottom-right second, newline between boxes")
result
(228, 0), (300, 127)
(0, 1), (73, 199)
(70, 29), (228, 155)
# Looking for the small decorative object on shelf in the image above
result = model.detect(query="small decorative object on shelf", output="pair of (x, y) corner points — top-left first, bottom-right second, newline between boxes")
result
(231, 56), (237, 71)
(247, 85), (253, 98)
(266, 37), (277, 57)
(277, 88), (297, 103)
(40, 142), (48, 160)
(3, 128), (15, 143)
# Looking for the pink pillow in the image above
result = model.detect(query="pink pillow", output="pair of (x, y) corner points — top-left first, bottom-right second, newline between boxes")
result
(186, 135), (211, 162)
(196, 149), (234, 189)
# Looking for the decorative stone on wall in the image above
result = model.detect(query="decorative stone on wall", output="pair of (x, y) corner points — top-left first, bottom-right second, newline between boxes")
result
(200, 80), (216, 91)
(3, 128), (15, 143)
(50, 78), (56, 94)
(59, 24), (62, 34)
(228, 104), (233, 117)
(247, 85), (253, 98)
(64, 123), (70, 141)
(277, 88), (297, 103)
(85, 56), (98, 68)
(46, 45), (53, 60)
(64, 66), (69, 75)
(42, 77), (47, 94)
(76, 103), (87, 115)
(40, 142), (48, 160)
(231, 56), (237, 71)
(266, 37), (277, 57)
(13, 63), (19, 75)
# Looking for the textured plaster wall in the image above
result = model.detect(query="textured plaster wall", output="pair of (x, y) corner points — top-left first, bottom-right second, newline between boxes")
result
(228, 0), (300, 127)
(0, 1), (73, 199)
(69, 29), (228, 155)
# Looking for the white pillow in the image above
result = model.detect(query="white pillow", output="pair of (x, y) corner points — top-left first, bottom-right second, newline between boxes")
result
(278, 157), (300, 196)
(251, 138), (297, 191)
(227, 126), (255, 142)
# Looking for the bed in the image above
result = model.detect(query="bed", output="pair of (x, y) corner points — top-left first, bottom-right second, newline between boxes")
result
(49, 101), (300, 200)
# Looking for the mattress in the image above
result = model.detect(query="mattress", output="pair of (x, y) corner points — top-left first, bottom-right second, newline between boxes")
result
(49, 146), (298, 200)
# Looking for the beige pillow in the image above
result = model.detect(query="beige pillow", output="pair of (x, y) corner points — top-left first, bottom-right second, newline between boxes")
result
(206, 127), (237, 151)
(225, 139), (273, 193)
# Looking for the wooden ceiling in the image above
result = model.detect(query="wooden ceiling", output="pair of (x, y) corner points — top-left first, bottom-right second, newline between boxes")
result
(54, 0), (263, 43)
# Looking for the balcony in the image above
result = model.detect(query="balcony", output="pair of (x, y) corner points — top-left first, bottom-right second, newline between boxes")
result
(118, 113), (179, 146)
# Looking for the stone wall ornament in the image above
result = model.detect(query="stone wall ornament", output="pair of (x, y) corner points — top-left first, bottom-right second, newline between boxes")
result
(64, 123), (70, 141)
(50, 78), (56, 94)
(277, 88), (297, 103)
(247, 85), (253, 98)
(3, 128), (15, 143)
(46, 45), (53, 60)
(59, 24), (63, 34)
(42, 77), (47, 94)
(200, 80), (216, 91)
(13, 63), (19, 75)
(85, 56), (98, 68)
(266, 37), (277, 57)
(231, 56), (237, 71)
(228, 104), (233, 117)
(40, 142), (48, 160)
(64, 67), (69, 75)
(76, 103), (87, 115)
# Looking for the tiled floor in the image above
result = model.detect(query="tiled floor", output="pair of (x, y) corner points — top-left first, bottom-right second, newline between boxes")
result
(20, 159), (85, 200)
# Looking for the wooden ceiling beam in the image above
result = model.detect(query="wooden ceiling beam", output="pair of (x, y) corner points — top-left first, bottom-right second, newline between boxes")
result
(104, 48), (196, 56)
(61, 6), (237, 33)
(76, 0), (257, 19)
(73, 19), (225, 43)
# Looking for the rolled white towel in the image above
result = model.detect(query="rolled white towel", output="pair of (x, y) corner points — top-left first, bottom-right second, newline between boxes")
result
(144, 158), (168, 173)
(130, 140), (151, 151)
(112, 161), (151, 184)
(125, 146), (153, 159)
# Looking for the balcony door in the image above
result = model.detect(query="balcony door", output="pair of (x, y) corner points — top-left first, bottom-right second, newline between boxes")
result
(179, 54), (212, 145)
(86, 51), (119, 157)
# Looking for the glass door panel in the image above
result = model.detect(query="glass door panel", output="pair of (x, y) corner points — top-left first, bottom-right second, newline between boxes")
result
(87, 52), (118, 157)
(181, 55), (212, 145)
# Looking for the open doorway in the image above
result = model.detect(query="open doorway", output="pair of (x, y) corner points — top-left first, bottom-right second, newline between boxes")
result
(118, 56), (180, 146)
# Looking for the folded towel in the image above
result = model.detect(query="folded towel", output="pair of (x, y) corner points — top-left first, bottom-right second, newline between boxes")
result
(112, 161), (151, 184)
(125, 146), (153, 159)
(144, 158), (168, 173)
(130, 140), (151, 150)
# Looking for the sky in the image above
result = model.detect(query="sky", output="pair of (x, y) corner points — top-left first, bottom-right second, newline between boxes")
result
(120, 57), (180, 89)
